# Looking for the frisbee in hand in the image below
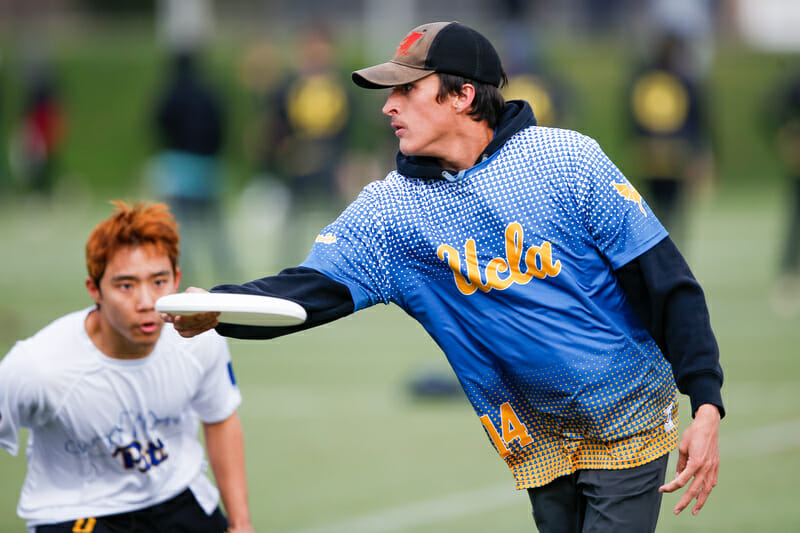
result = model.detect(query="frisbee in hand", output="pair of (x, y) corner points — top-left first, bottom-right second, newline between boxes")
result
(156, 292), (307, 327)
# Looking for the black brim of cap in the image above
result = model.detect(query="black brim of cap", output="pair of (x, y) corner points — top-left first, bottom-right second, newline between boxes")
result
(352, 61), (435, 89)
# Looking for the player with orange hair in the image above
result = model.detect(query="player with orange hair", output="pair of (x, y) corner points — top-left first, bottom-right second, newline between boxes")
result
(0, 201), (253, 533)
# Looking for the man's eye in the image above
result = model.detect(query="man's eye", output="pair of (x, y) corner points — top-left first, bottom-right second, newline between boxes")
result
(402, 83), (414, 92)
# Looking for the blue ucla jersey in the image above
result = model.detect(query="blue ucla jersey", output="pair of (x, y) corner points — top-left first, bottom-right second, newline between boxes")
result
(302, 126), (679, 488)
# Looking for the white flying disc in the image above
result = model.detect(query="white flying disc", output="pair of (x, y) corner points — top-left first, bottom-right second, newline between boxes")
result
(156, 292), (307, 327)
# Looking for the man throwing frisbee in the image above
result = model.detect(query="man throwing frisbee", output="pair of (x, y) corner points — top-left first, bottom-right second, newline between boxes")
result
(169, 22), (723, 532)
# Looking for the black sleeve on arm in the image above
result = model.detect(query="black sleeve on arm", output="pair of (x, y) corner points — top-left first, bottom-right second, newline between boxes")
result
(615, 237), (725, 418)
(209, 267), (355, 340)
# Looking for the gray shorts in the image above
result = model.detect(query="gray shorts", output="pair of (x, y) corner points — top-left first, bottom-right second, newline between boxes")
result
(527, 453), (670, 533)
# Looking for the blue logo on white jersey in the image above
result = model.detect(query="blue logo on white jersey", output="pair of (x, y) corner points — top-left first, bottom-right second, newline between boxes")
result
(227, 361), (237, 386)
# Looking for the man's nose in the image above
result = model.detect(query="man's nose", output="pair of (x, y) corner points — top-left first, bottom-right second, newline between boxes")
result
(382, 91), (398, 116)
(137, 286), (157, 309)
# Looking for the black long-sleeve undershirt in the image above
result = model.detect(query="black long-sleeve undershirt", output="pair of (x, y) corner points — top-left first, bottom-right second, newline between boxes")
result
(615, 237), (724, 417)
(212, 267), (355, 339)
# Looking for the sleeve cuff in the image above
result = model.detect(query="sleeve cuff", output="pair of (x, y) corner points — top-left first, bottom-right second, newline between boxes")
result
(685, 373), (725, 419)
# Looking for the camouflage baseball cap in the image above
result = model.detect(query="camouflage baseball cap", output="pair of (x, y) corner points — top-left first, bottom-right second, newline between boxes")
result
(352, 21), (504, 89)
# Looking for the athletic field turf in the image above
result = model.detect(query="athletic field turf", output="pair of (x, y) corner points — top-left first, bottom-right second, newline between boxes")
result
(0, 184), (798, 531)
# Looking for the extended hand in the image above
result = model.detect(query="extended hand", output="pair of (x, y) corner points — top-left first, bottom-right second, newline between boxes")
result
(659, 403), (721, 515)
(160, 287), (220, 338)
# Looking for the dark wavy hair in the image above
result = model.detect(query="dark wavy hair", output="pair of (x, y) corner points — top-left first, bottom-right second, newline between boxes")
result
(436, 72), (508, 128)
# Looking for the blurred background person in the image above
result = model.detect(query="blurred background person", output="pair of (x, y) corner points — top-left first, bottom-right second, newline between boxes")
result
(149, 50), (238, 286)
(260, 23), (353, 265)
(763, 62), (800, 315)
(623, 28), (715, 245)
(8, 58), (65, 198)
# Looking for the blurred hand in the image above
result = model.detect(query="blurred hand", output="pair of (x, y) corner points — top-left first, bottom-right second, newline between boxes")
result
(160, 287), (220, 338)
(659, 403), (721, 516)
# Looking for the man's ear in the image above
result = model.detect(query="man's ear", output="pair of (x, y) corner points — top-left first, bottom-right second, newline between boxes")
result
(86, 277), (101, 305)
(453, 83), (476, 113)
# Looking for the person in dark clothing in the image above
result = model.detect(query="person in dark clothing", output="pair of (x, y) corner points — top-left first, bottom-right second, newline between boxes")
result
(156, 53), (223, 158)
(764, 66), (800, 314)
(164, 22), (723, 531)
(151, 51), (237, 285)
(624, 31), (714, 244)
(13, 66), (64, 196)
(261, 25), (352, 264)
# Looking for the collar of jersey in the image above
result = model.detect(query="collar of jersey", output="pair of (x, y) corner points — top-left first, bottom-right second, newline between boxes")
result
(441, 153), (495, 182)
(395, 99), (537, 180)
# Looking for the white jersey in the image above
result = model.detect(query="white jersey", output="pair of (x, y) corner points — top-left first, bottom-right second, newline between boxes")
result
(0, 307), (241, 528)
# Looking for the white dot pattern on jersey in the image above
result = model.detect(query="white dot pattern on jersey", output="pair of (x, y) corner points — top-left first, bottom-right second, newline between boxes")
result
(308, 126), (664, 300)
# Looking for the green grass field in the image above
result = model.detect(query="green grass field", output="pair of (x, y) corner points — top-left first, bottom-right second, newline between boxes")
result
(1, 183), (799, 532)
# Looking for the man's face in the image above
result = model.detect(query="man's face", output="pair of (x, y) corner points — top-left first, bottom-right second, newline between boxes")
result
(382, 74), (456, 160)
(86, 245), (180, 357)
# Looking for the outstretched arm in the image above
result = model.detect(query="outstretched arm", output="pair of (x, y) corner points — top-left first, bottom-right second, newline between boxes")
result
(164, 267), (354, 339)
(204, 413), (253, 533)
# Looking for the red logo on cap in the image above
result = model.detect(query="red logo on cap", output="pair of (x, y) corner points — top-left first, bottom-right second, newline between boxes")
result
(395, 31), (423, 56)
